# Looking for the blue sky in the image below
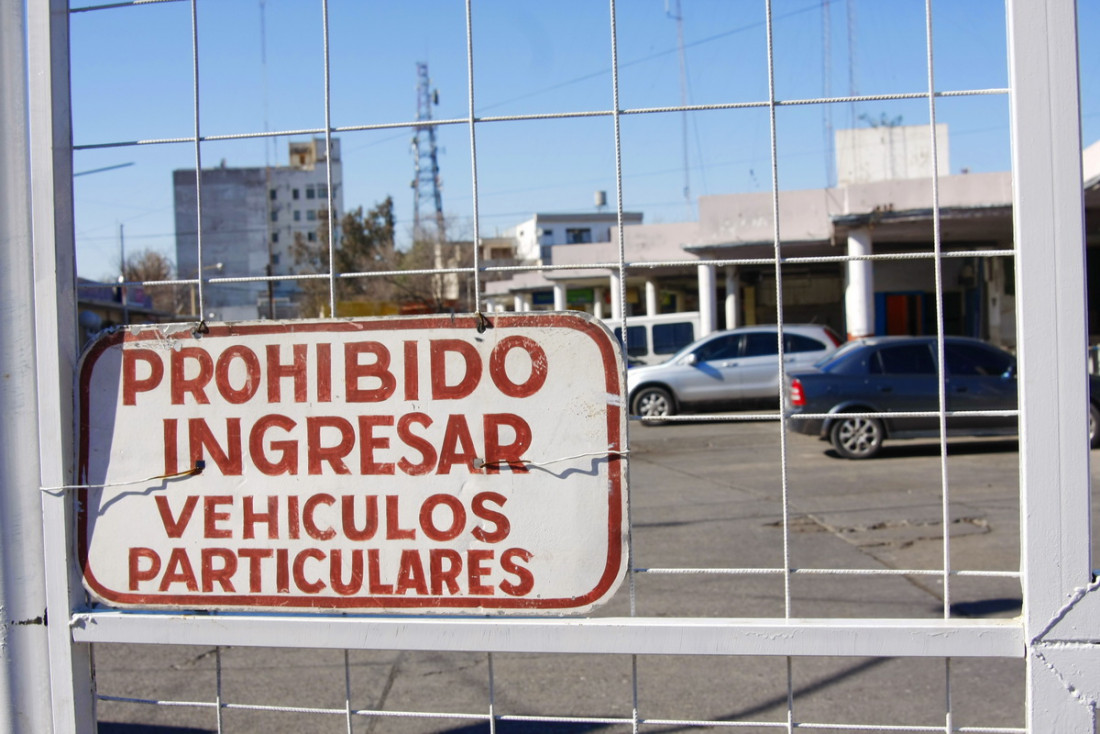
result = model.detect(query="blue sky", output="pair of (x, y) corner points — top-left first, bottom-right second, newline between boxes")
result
(70, 0), (1098, 281)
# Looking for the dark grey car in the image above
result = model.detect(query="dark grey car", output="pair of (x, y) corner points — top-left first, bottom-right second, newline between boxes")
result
(786, 336), (1100, 459)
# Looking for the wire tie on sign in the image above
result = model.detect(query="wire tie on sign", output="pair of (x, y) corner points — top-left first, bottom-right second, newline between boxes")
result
(473, 450), (628, 470)
(192, 320), (210, 338)
(39, 461), (206, 494)
(475, 311), (492, 334)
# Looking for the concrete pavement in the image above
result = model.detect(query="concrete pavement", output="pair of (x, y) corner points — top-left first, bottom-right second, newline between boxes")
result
(95, 418), (1087, 733)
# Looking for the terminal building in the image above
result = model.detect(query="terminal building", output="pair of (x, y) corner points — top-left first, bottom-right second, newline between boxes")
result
(484, 126), (1100, 352)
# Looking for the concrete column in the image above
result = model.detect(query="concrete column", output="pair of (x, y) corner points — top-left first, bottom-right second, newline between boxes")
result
(845, 227), (875, 339)
(724, 265), (740, 330)
(593, 287), (605, 319)
(609, 271), (623, 321)
(697, 263), (717, 337)
(645, 279), (659, 316)
(553, 282), (567, 311)
(986, 257), (1002, 347)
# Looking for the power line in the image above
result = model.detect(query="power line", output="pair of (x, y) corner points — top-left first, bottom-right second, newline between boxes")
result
(74, 162), (135, 177)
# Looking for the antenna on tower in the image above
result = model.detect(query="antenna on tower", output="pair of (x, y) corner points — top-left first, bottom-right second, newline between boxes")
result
(411, 62), (445, 244)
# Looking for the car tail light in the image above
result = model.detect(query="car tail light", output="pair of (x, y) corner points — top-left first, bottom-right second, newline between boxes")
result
(789, 377), (805, 407)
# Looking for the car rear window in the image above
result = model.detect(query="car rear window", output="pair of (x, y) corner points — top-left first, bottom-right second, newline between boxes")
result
(817, 342), (869, 374)
(871, 344), (937, 375)
(785, 333), (827, 353)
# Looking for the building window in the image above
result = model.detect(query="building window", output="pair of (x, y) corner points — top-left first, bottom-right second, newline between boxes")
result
(292, 188), (299, 200)
(306, 186), (316, 199)
(565, 228), (592, 244)
(269, 189), (277, 200)
(271, 232), (279, 243)
(307, 231), (317, 242)
(271, 253), (280, 265)
(317, 184), (328, 199)
(293, 210), (301, 222)
(307, 209), (317, 221)
(270, 210), (278, 222)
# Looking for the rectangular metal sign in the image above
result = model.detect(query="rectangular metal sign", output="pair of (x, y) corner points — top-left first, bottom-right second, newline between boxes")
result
(77, 313), (627, 614)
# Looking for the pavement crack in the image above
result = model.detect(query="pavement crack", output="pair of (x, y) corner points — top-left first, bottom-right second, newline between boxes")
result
(170, 646), (222, 670)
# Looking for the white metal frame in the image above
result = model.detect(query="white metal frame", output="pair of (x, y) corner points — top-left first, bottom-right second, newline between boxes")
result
(1009, 1), (1100, 731)
(5, 0), (1095, 731)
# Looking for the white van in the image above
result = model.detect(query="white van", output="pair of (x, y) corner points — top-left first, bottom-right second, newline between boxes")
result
(607, 312), (702, 367)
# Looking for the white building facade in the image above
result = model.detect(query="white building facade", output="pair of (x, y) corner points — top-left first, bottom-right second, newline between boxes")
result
(504, 211), (643, 264)
(482, 126), (1036, 349)
(484, 172), (1017, 348)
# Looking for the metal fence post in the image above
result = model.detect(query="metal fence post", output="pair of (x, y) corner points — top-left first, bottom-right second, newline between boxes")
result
(27, 0), (98, 730)
(1008, 0), (1097, 730)
(1, 0), (57, 729)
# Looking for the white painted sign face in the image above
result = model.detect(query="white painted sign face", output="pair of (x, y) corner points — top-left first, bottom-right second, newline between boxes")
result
(77, 313), (627, 614)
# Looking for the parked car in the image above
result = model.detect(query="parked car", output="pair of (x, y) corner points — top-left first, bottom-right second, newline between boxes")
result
(627, 324), (843, 420)
(785, 335), (1100, 459)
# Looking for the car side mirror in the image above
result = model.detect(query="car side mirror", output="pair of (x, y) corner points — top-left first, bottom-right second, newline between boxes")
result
(683, 353), (698, 367)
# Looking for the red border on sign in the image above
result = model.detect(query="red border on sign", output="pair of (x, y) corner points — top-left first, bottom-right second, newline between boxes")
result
(77, 314), (625, 611)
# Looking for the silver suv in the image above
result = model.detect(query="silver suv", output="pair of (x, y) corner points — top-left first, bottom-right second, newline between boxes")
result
(627, 324), (842, 420)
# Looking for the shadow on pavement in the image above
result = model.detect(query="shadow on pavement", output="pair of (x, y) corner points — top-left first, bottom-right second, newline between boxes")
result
(99, 725), (213, 734)
(824, 438), (1019, 461)
(949, 598), (1022, 617)
(442, 724), (610, 734)
(440, 659), (891, 734)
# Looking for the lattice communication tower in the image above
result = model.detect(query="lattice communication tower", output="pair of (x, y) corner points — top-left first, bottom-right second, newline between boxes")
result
(411, 62), (445, 242)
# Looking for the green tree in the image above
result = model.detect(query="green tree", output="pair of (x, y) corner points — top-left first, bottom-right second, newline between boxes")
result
(293, 197), (480, 316)
(293, 197), (397, 316)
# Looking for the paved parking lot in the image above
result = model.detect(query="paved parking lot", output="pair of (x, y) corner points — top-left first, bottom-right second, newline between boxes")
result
(95, 418), (1099, 733)
(625, 417), (1031, 619)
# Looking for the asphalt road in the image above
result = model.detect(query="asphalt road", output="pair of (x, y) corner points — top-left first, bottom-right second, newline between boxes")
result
(94, 419), (1097, 733)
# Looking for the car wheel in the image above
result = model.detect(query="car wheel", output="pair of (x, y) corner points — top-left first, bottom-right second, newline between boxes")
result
(1090, 404), (1099, 448)
(829, 415), (884, 459)
(632, 386), (675, 423)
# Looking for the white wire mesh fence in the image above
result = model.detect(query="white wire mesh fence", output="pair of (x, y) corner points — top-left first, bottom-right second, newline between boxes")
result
(12, 0), (1096, 731)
